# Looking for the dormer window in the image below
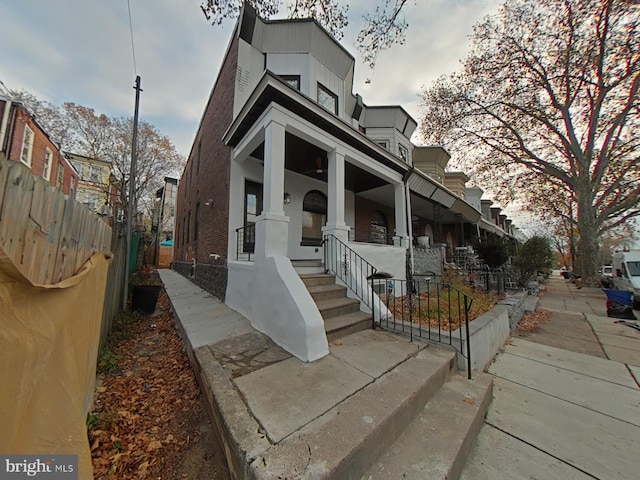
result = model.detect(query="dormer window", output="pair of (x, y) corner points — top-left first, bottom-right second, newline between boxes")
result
(281, 75), (300, 90)
(317, 83), (338, 114)
(376, 140), (389, 150)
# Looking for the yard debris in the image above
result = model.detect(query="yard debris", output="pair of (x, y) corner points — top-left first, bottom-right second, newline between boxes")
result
(333, 340), (343, 346)
(516, 309), (551, 333)
(90, 268), (229, 479)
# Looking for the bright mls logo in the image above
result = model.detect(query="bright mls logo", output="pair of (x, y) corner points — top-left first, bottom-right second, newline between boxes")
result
(0, 455), (77, 479)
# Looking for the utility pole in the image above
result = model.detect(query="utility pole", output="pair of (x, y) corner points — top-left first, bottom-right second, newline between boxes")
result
(123, 76), (142, 310)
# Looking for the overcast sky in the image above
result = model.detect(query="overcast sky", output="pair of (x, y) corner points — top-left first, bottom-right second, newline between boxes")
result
(0, 0), (503, 158)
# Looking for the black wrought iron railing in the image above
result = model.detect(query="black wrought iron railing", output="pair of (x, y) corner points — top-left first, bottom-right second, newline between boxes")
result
(372, 275), (473, 379)
(235, 224), (255, 261)
(323, 234), (377, 313)
(348, 228), (401, 246)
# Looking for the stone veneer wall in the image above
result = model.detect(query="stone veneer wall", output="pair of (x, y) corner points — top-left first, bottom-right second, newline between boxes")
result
(412, 244), (446, 277)
(172, 260), (228, 302)
(497, 293), (526, 331)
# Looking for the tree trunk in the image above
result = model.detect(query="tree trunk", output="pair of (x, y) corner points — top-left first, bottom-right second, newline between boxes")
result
(575, 184), (599, 287)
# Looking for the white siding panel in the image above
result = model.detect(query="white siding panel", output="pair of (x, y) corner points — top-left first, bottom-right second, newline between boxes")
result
(267, 53), (311, 96)
(234, 39), (267, 115)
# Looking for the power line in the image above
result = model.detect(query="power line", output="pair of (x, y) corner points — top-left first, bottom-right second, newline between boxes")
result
(127, 0), (138, 76)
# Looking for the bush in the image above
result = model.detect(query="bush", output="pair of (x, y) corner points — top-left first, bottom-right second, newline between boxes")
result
(513, 236), (554, 286)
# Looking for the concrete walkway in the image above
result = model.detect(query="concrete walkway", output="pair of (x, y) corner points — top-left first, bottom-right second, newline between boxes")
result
(158, 269), (486, 479)
(461, 272), (640, 479)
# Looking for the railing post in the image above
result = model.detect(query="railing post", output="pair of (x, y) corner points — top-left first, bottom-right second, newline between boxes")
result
(465, 297), (473, 379)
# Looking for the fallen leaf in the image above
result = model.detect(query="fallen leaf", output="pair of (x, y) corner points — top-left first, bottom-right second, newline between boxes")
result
(463, 395), (476, 405)
(334, 340), (343, 346)
(146, 440), (162, 451)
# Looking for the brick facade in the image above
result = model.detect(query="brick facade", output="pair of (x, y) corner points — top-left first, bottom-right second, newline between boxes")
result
(175, 36), (238, 264)
(2, 104), (78, 195)
(354, 196), (396, 240)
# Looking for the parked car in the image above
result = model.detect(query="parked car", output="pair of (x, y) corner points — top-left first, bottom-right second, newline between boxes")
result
(599, 265), (613, 287)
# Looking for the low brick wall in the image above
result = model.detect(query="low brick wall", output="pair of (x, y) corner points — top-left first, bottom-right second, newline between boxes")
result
(172, 260), (228, 302)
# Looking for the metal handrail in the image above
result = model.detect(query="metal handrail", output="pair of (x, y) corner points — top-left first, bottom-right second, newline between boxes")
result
(372, 275), (473, 379)
(323, 234), (377, 312)
(235, 224), (255, 261)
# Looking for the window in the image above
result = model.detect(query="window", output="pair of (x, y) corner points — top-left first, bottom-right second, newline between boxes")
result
(89, 164), (101, 183)
(302, 190), (327, 246)
(187, 210), (191, 243)
(370, 211), (388, 244)
(70, 160), (83, 177)
(376, 140), (389, 150)
(20, 126), (34, 166)
(43, 148), (52, 180)
(57, 164), (64, 188)
(281, 75), (300, 90)
(194, 202), (200, 241)
(317, 83), (338, 114)
(398, 144), (409, 163)
(196, 140), (201, 176)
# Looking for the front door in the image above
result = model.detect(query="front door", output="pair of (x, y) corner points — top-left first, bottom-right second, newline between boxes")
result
(243, 180), (263, 253)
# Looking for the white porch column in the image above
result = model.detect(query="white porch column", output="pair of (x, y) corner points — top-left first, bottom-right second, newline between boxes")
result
(394, 182), (409, 246)
(322, 148), (349, 242)
(255, 119), (289, 260)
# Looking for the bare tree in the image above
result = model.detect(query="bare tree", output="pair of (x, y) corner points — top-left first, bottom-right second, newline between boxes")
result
(104, 117), (184, 219)
(199, 0), (412, 69)
(421, 0), (640, 285)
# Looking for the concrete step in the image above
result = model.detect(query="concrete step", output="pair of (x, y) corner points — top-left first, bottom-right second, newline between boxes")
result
(251, 344), (458, 480)
(292, 260), (325, 275)
(325, 311), (372, 343)
(308, 283), (348, 301)
(300, 273), (336, 287)
(363, 372), (493, 480)
(316, 296), (361, 320)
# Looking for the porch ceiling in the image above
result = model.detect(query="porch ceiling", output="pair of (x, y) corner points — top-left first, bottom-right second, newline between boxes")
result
(250, 133), (389, 193)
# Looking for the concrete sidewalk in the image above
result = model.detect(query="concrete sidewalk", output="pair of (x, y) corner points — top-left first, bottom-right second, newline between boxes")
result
(461, 272), (640, 479)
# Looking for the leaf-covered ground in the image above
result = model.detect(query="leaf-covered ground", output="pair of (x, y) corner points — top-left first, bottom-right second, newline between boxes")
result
(515, 308), (551, 333)
(89, 269), (230, 479)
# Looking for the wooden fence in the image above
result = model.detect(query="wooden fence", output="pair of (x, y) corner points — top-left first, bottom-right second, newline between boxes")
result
(0, 155), (111, 284)
(0, 154), (128, 353)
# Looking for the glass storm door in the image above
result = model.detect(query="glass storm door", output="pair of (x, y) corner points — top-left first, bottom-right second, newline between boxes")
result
(244, 181), (262, 253)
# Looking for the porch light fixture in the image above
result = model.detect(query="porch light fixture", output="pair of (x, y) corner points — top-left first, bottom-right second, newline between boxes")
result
(283, 192), (291, 204)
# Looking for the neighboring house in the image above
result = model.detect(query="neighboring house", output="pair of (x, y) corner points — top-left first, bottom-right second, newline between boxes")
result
(66, 152), (113, 216)
(174, 5), (519, 362)
(0, 95), (78, 196)
(151, 177), (178, 266)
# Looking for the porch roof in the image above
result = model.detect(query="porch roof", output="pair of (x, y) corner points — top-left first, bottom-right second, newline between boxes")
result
(222, 70), (409, 175)
(478, 217), (505, 237)
(408, 168), (481, 224)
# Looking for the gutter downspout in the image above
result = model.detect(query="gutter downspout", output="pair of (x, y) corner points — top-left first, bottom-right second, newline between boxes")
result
(0, 101), (12, 154)
(402, 166), (416, 277)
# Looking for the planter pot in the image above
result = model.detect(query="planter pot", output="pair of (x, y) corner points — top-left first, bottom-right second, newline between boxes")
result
(131, 285), (162, 314)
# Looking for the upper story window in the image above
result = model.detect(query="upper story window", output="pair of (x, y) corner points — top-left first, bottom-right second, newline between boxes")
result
(20, 126), (34, 167)
(89, 164), (102, 183)
(281, 75), (300, 90)
(317, 83), (338, 115)
(398, 144), (409, 163)
(43, 148), (53, 181)
(57, 164), (64, 188)
(376, 140), (389, 150)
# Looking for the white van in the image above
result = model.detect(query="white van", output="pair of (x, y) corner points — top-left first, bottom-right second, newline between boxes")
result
(611, 250), (640, 309)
